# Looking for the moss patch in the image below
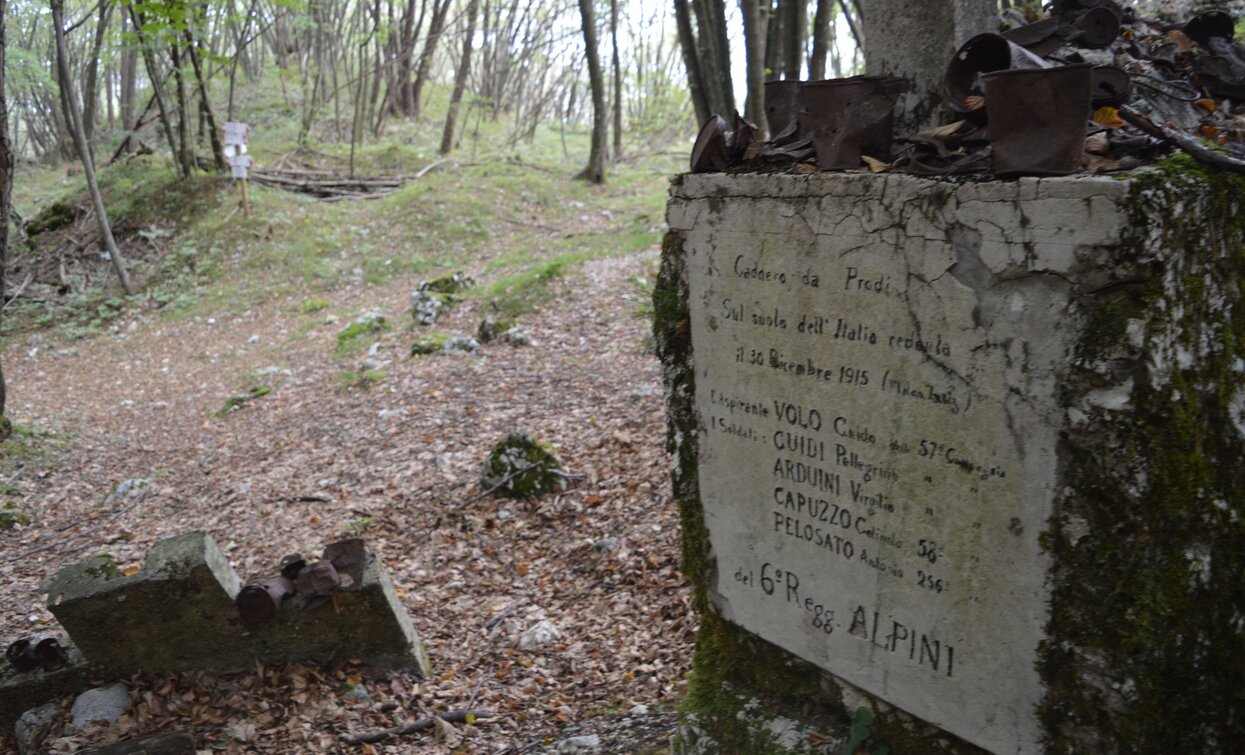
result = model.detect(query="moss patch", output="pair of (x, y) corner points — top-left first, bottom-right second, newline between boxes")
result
(1041, 158), (1245, 751)
(479, 432), (567, 499)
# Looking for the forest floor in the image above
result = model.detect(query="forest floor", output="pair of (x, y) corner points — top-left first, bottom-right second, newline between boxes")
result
(0, 153), (691, 753)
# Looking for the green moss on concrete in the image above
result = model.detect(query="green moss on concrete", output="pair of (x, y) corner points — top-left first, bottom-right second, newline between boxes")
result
(1042, 158), (1245, 752)
(657, 230), (850, 754)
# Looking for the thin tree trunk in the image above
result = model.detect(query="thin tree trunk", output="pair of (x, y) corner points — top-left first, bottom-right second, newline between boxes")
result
(439, 0), (481, 155)
(576, 0), (607, 183)
(183, 29), (226, 171)
(412, 0), (452, 120)
(169, 44), (194, 176)
(83, 0), (114, 145)
(130, 7), (184, 175)
(120, 12), (137, 135)
(0, 0), (12, 427)
(673, 0), (709, 125)
(52, 0), (134, 295)
(740, 0), (768, 130)
(782, 0), (804, 79)
(610, 0), (622, 161)
(809, 0), (832, 80)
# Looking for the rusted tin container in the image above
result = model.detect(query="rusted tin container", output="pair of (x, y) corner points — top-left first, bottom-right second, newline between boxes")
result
(945, 33), (1051, 120)
(764, 80), (803, 138)
(984, 63), (1093, 176)
(798, 76), (906, 170)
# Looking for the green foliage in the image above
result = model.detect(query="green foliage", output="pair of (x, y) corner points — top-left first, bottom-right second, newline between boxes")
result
(335, 314), (390, 356)
(335, 369), (385, 390)
(842, 707), (889, 755)
(215, 385), (272, 417)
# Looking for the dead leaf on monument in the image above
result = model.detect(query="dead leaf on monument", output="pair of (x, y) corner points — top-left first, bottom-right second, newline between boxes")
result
(917, 120), (966, 138)
(861, 156), (891, 173)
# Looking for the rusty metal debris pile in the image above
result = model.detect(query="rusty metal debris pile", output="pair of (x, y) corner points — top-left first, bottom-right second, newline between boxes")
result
(692, 2), (1245, 177)
(235, 538), (367, 622)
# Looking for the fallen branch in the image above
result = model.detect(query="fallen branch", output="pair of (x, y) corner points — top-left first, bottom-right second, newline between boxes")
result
(1, 274), (35, 312)
(342, 709), (494, 745)
(1119, 107), (1245, 176)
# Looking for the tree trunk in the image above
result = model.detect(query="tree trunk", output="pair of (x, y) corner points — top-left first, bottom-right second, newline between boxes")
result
(83, 0), (114, 145)
(862, 0), (995, 133)
(576, 0), (607, 183)
(610, 0), (622, 161)
(673, 0), (710, 125)
(412, 0), (452, 120)
(439, 0), (481, 155)
(169, 44), (194, 176)
(766, 0), (785, 81)
(739, 0), (768, 131)
(183, 29), (226, 172)
(0, 0), (11, 427)
(130, 7), (184, 175)
(51, 0), (134, 295)
(120, 12), (137, 136)
(781, 0), (804, 79)
(809, 0), (832, 80)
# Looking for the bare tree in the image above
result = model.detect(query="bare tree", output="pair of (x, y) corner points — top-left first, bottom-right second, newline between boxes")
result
(440, 0), (482, 154)
(51, 0), (134, 295)
(575, 0), (607, 182)
(0, 0), (12, 436)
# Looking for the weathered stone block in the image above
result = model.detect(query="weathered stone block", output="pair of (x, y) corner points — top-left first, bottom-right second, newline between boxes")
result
(658, 164), (1245, 753)
(43, 532), (429, 679)
(46, 532), (249, 673)
(0, 639), (93, 729)
(244, 552), (431, 675)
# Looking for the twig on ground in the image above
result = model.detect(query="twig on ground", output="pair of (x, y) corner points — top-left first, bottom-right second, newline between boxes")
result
(342, 709), (495, 745)
(1119, 107), (1245, 175)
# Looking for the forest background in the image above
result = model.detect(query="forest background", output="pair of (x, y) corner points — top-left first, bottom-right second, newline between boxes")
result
(0, 0), (1232, 753)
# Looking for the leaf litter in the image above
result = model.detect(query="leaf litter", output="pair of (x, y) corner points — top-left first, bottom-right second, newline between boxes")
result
(0, 243), (691, 752)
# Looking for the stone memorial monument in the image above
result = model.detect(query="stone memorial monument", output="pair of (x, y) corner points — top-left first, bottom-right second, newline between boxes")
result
(656, 165), (1245, 753)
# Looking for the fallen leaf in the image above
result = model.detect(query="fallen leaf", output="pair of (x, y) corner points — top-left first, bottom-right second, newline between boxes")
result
(917, 120), (965, 138)
(1092, 106), (1126, 129)
(964, 95), (985, 112)
(861, 156), (890, 173)
(1195, 98), (1218, 113)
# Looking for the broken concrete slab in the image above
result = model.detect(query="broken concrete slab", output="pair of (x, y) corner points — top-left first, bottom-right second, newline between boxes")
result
(244, 551), (431, 674)
(46, 533), (249, 673)
(0, 638), (94, 729)
(43, 532), (429, 678)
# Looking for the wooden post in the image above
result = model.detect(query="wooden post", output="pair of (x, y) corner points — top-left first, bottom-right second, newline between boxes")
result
(240, 177), (250, 218)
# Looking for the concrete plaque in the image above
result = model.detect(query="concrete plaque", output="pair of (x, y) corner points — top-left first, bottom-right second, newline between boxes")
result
(676, 173), (1127, 754)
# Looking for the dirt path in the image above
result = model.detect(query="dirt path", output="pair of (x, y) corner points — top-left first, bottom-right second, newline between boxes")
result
(1, 248), (691, 753)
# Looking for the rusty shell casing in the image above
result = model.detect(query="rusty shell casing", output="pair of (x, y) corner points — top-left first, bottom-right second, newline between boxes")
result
(236, 576), (295, 622)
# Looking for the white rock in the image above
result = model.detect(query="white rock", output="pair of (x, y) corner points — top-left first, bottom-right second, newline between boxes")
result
(628, 703), (650, 716)
(555, 734), (601, 752)
(71, 683), (131, 727)
(15, 704), (61, 755)
(517, 619), (560, 649)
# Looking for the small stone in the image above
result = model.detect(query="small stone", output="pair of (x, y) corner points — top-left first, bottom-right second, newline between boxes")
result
(501, 326), (533, 347)
(518, 619), (560, 649)
(377, 408), (409, 421)
(410, 291), (447, 326)
(478, 315), (515, 344)
(15, 704), (61, 755)
(628, 703), (650, 716)
(555, 734), (601, 752)
(593, 538), (621, 553)
(341, 684), (371, 705)
(248, 335), (260, 344)
(439, 335), (480, 355)
(71, 683), (131, 727)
